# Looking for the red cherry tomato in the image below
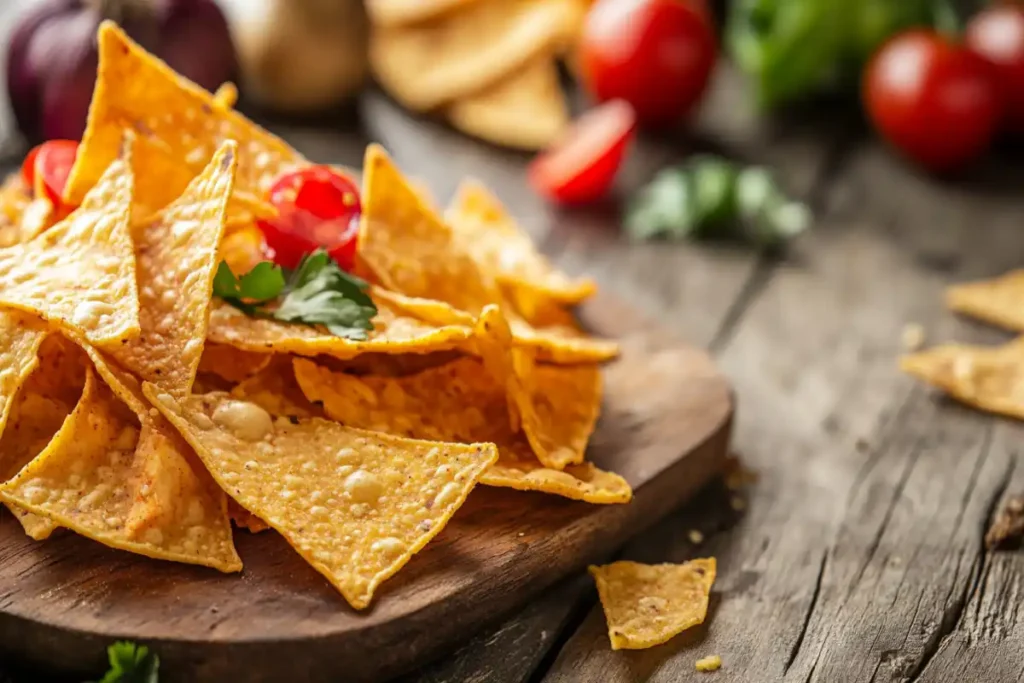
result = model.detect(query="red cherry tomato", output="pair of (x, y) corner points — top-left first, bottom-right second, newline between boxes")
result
(579, 0), (716, 128)
(21, 139), (78, 203)
(528, 100), (636, 204)
(966, 5), (1024, 135)
(257, 166), (361, 271)
(864, 30), (999, 173)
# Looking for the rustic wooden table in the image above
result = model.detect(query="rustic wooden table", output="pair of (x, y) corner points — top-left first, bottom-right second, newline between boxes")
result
(3, 4), (1024, 683)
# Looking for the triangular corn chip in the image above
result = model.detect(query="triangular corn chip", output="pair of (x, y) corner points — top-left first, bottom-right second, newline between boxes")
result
(369, 0), (578, 111)
(0, 312), (47, 435)
(590, 559), (717, 650)
(1, 335), (87, 540)
(447, 179), (594, 306)
(207, 289), (472, 358)
(447, 58), (569, 150)
(901, 337), (1024, 420)
(66, 22), (301, 215)
(199, 344), (273, 385)
(357, 145), (501, 315)
(109, 141), (237, 399)
(0, 142), (139, 348)
(293, 356), (630, 503)
(946, 270), (1024, 332)
(144, 386), (497, 608)
(1, 368), (241, 572)
(507, 307), (619, 364)
(230, 357), (322, 419)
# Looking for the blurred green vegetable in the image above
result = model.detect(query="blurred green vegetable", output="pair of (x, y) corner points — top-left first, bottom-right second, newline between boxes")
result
(727, 0), (964, 108)
(625, 155), (810, 247)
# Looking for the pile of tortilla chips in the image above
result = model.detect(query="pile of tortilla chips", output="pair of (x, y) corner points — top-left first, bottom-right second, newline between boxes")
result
(902, 270), (1024, 421)
(367, 0), (591, 149)
(0, 21), (627, 610)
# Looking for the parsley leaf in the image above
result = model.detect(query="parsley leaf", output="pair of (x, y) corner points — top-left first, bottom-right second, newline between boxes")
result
(215, 250), (377, 340)
(95, 642), (159, 683)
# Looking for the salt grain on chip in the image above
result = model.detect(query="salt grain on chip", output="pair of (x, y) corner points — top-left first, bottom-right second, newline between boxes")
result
(0, 141), (139, 349)
(144, 385), (498, 609)
(0, 369), (241, 572)
(589, 559), (717, 650)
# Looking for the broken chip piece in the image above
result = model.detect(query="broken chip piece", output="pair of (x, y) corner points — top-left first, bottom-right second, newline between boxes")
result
(145, 386), (498, 609)
(589, 558), (717, 650)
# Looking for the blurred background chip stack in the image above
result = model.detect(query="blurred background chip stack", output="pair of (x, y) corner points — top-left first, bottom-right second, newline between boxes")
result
(367, 0), (589, 150)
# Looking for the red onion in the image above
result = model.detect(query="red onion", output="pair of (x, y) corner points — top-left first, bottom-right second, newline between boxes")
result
(7, 0), (237, 144)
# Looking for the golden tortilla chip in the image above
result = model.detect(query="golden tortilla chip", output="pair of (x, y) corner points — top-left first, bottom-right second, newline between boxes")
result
(293, 357), (630, 503)
(369, 0), (578, 111)
(207, 292), (472, 359)
(508, 307), (619, 364)
(199, 344), (272, 385)
(357, 145), (501, 315)
(219, 223), (267, 276)
(0, 312), (47, 435)
(447, 58), (569, 150)
(66, 22), (301, 214)
(447, 179), (595, 307)
(367, 0), (478, 26)
(213, 82), (239, 109)
(901, 338), (1024, 420)
(589, 559), (717, 650)
(109, 141), (237, 399)
(144, 386), (497, 608)
(946, 270), (1024, 332)
(0, 142), (139, 349)
(0, 369), (241, 572)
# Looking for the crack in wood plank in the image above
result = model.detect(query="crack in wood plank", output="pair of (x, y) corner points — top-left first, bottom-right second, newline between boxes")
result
(785, 551), (828, 675)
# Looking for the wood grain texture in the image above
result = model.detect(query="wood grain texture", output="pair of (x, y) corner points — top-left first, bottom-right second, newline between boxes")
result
(0, 290), (732, 683)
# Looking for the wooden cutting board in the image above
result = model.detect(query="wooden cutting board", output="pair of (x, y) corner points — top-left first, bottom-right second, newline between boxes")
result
(0, 292), (733, 683)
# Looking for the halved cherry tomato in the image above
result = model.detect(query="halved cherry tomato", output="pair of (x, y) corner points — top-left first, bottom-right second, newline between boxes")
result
(21, 139), (78, 203)
(864, 30), (999, 173)
(257, 166), (361, 270)
(528, 100), (636, 205)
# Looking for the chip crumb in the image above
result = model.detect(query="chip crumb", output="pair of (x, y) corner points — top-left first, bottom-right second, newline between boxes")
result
(901, 323), (925, 351)
(723, 455), (757, 491)
(986, 495), (1024, 549)
(730, 496), (747, 512)
(688, 529), (704, 544)
(696, 655), (722, 672)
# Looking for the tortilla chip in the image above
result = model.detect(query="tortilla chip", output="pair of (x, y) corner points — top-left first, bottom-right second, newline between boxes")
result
(447, 179), (595, 308)
(946, 270), (1024, 332)
(219, 223), (267, 276)
(367, 0), (479, 27)
(901, 338), (1024, 420)
(293, 357), (630, 503)
(66, 22), (301, 215)
(230, 357), (322, 419)
(369, 0), (578, 111)
(0, 143), (139, 349)
(109, 141), (237, 399)
(0, 312), (47, 435)
(589, 559), (717, 650)
(357, 145), (500, 315)
(213, 82), (239, 109)
(508, 307), (619, 364)
(199, 344), (272, 385)
(0, 369), (241, 572)
(371, 287), (475, 328)
(144, 386), (497, 608)
(447, 58), (569, 150)
(207, 292), (472, 359)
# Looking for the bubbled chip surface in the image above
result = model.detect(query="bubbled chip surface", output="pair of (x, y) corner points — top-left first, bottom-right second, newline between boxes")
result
(0, 151), (139, 349)
(145, 386), (498, 609)
(108, 141), (237, 399)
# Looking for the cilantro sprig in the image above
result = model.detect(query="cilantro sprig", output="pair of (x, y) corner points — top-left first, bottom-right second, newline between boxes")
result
(213, 250), (377, 340)
(95, 642), (159, 683)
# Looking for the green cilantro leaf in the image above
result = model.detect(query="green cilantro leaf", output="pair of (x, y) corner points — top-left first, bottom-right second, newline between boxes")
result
(95, 642), (159, 683)
(214, 250), (377, 340)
